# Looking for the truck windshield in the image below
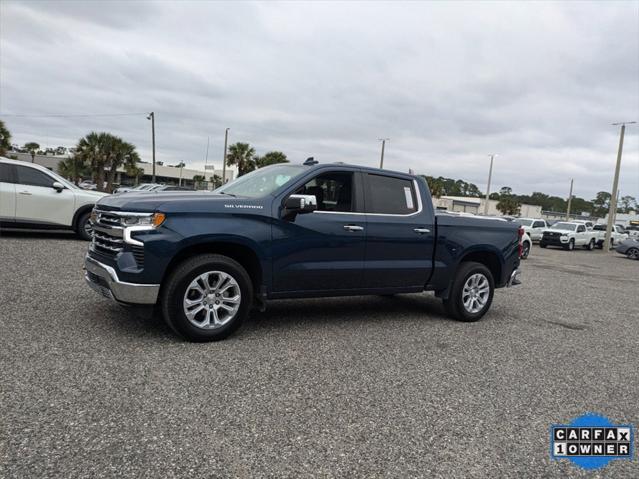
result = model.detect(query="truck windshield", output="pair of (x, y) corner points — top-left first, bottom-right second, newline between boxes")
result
(215, 164), (307, 198)
(551, 222), (576, 231)
(518, 219), (533, 227)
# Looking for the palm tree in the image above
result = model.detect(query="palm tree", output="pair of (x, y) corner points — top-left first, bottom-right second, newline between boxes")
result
(0, 120), (11, 156)
(105, 138), (140, 193)
(254, 151), (288, 168)
(75, 132), (106, 190)
(226, 142), (256, 176)
(58, 155), (90, 185)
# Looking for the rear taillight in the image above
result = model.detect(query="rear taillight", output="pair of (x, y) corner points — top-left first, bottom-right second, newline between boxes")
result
(518, 227), (524, 258)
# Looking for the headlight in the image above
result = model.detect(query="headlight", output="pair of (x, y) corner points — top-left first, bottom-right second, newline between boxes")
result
(122, 212), (166, 227)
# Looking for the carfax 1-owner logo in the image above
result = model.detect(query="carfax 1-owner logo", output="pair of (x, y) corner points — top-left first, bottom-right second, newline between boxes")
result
(551, 413), (635, 470)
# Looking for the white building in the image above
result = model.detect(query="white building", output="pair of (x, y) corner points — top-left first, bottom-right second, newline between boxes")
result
(432, 195), (543, 218)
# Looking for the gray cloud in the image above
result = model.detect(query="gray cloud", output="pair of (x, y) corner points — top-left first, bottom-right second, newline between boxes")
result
(1, 0), (637, 200)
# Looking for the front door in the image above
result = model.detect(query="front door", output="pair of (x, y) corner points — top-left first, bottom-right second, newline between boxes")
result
(271, 170), (366, 293)
(362, 173), (434, 289)
(14, 165), (75, 227)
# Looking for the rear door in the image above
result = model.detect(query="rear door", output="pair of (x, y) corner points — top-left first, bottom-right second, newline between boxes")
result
(271, 169), (366, 293)
(362, 173), (434, 289)
(0, 163), (16, 221)
(14, 165), (75, 226)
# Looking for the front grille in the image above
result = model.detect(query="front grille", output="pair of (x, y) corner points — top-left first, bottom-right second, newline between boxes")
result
(89, 208), (145, 268)
(92, 230), (124, 256)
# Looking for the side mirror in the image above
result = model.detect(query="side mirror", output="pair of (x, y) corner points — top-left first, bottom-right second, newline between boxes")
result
(284, 194), (317, 214)
(52, 181), (65, 192)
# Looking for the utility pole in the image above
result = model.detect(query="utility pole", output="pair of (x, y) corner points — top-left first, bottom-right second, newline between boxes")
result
(378, 138), (389, 169)
(147, 112), (156, 182)
(603, 121), (636, 252)
(204, 136), (210, 167)
(484, 154), (496, 215)
(222, 128), (229, 184)
(565, 179), (574, 221)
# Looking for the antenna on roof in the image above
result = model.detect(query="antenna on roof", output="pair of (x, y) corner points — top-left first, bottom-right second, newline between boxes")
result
(303, 157), (318, 165)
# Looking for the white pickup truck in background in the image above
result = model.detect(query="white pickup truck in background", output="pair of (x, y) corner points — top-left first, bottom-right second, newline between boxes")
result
(591, 224), (629, 248)
(540, 221), (597, 251)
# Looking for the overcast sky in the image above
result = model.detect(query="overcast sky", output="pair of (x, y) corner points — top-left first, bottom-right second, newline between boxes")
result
(1, 1), (638, 199)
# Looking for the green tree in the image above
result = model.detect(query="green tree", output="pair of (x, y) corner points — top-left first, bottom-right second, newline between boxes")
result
(496, 195), (521, 216)
(105, 138), (140, 193)
(193, 174), (206, 189)
(210, 174), (222, 188)
(74, 132), (139, 192)
(255, 151), (288, 168)
(499, 186), (513, 196)
(226, 142), (256, 176)
(592, 191), (611, 217)
(24, 142), (40, 158)
(0, 120), (11, 156)
(620, 195), (637, 214)
(423, 175), (444, 198)
(58, 155), (90, 185)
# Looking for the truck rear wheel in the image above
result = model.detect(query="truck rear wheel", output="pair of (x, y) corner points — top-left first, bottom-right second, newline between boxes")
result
(160, 254), (253, 342)
(442, 261), (494, 322)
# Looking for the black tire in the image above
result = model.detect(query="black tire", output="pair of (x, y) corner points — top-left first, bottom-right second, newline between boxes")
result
(521, 241), (531, 259)
(627, 248), (639, 260)
(587, 239), (595, 251)
(564, 239), (574, 251)
(540, 242), (547, 248)
(76, 211), (93, 241)
(442, 261), (495, 323)
(160, 254), (253, 342)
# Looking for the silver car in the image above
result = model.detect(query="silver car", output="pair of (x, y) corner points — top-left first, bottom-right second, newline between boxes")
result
(615, 238), (639, 260)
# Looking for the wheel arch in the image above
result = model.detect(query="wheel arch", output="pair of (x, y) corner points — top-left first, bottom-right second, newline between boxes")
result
(72, 204), (95, 232)
(457, 249), (503, 286)
(162, 240), (264, 296)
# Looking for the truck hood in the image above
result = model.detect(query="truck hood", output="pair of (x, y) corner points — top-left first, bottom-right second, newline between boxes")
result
(95, 191), (269, 214)
(543, 228), (575, 234)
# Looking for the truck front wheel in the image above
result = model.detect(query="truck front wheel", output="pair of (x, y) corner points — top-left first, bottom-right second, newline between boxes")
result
(442, 261), (495, 322)
(161, 254), (253, 342)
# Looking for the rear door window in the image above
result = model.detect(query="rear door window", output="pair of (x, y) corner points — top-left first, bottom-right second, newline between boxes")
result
(366, 174), (417, 215)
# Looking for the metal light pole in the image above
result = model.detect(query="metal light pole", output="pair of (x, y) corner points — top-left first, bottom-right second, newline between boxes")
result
(603, 121), (636, 252)
(222, 128), (229, 184)
(484, 154), (496, 215)
(147, 112), (156, 182)
(565, 179), (574, 221)
(378, 138), (389, 169)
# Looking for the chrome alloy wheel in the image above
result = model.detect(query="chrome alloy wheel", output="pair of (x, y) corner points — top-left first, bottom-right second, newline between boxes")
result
(462, 273), (490, 314)
(183, 271), (241, 329)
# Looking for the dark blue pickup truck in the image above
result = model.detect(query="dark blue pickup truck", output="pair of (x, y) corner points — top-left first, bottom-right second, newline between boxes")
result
(85, 160), (522, 341)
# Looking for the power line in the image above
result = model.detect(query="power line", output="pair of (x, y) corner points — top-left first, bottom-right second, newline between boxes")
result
(0, 112), (148, 118)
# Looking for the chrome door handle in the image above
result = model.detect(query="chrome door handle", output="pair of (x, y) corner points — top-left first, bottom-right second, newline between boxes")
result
(19, 191), (32, 195)
(343, 225), (364, 232)
(414, 228), (430, 234)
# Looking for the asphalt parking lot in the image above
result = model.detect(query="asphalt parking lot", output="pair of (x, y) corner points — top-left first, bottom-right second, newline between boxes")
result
(1, 232), (638, 478)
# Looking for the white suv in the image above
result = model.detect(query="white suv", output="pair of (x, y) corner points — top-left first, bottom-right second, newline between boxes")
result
(0, 157), (108, 240)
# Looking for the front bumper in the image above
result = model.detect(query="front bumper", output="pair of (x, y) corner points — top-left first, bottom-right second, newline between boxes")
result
(84, 254), (160, 304)
(541, 235), (569, 246)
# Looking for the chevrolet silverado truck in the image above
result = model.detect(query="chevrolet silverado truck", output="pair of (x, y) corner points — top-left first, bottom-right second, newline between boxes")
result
(84, 160), (522, 341)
